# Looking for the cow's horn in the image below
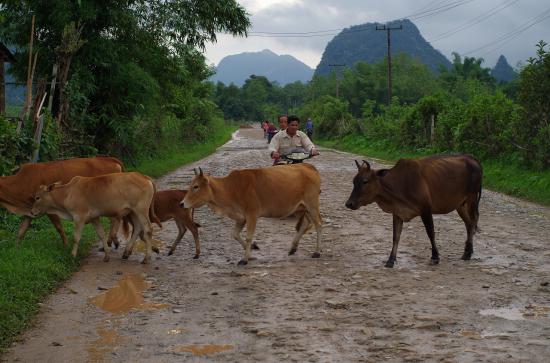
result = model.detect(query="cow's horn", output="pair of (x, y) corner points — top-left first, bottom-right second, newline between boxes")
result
(354, 160), (361, 170)
(362, 160), (371, 169)
(193, 168), (198, 176)
(199, 167), (203, 176)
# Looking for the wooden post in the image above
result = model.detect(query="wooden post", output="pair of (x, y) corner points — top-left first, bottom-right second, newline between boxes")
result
(430, 114), (435, 144)
(31, 92), (47, 162)
(47, 63), (58, 111)
(0, 61), (4, 115)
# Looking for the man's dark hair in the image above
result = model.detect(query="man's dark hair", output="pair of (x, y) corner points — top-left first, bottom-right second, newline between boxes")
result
(277, 114), (288, 121)
(288, 115), (300, 123)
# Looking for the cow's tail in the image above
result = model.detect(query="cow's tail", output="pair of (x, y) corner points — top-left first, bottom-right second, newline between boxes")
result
(149, 181), (162, 228)
(475, 159), (483, 233)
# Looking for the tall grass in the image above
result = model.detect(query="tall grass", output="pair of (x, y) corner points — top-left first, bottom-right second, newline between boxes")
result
(319, 135), (550, 206)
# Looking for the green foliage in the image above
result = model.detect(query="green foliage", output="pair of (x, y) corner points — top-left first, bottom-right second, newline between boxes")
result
(516, 40), (550, 169)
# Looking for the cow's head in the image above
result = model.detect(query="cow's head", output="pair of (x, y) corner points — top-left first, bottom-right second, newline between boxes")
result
(345, 160), (383, 210)
(180, 168), (211, 209)
(31, 183), (60, 217)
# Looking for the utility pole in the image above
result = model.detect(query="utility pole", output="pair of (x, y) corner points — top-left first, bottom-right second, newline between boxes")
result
(328, 64), (345, 98)
(376, 24), (402, 105)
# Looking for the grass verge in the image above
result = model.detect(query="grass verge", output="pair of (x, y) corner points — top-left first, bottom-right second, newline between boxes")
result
(319, 135), (550, 206)
(0, 122), (237, 351)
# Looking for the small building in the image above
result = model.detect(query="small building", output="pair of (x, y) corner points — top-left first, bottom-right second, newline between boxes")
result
(0, 42), (16, 115)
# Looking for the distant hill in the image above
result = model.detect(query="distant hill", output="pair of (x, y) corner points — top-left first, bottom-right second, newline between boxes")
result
(315, 19), (451, 75)
(491, 55), (517, 82)
(210, 49), (314, 86)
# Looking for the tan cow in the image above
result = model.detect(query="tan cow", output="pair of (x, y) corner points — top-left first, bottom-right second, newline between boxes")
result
(30, 172), (159, 264)
(345, 155), (482, 268)
(0, 157), (123, 245)
(180, 164), (323, 265)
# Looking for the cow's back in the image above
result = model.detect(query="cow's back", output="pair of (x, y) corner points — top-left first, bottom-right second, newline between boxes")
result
(225, 164), (320, 217)
(62, 172), (153, 218)
(0, 157), (124, 215)
(388, 155), (481, 214)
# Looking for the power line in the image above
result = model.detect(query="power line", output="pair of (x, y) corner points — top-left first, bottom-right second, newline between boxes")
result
(463, 6), (550, 56)
(376, 24), (403, 105)
(429, 0), (519, 42)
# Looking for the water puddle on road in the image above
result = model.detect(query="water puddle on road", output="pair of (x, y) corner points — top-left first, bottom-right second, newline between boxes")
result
(171, 344), (235, 356)
(479, 306), (550, 321)
(89, 273), (168, 314)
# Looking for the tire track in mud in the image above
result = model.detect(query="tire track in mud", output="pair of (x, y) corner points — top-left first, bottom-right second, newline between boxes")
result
(4, 127), (550, 362)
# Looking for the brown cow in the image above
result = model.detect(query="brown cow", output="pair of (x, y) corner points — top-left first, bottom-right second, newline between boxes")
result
(113, 190), (201, 258)
(0, 157), (123, 245)
(345, 155), (482, 268)
(30, 172), (159, 264)
(180, 164), (323, 265)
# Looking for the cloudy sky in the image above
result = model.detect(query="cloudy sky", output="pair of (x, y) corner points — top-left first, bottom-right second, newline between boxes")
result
(204, 0), (550, 69)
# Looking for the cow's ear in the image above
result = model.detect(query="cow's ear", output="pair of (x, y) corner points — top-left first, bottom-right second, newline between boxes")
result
(354, 160), (361, 170)
(46, 183), (56, 192)
(362, 160), (371, 170)
(39, 184), (48, 191)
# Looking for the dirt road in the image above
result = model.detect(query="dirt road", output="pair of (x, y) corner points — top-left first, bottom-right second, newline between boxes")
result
(4, 127), (550, 362)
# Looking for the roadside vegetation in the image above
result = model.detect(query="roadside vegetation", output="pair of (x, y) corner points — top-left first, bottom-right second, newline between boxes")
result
(213, 42), (550, 205)
(0, 0), (248, 351)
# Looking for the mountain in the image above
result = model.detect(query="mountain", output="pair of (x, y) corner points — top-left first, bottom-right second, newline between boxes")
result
(315, 19), (451, 76)
(491, 55), (517, 82)
(210, 49), (314, 86)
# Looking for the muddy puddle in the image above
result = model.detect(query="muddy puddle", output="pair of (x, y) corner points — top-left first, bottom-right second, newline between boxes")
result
(87, 328), (129, 363)
(89, 273), (169, 314)
(479, 305), (550, 320)
(170, 344), (235, 356)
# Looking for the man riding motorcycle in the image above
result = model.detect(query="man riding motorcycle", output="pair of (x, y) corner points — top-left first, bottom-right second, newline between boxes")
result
(269, 115), (319, 165)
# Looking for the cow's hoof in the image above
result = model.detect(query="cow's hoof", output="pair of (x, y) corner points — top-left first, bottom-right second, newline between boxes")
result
(98, 247), (104, 252)
(385, 260), (395, 268)
(311, 252), (321, 258)
(252, 243), (260, 250)
(288, 248), (297, 255)
(103, 255), (110, 263)
(193, 254), (200, 259)
(167, 250), (174, 256)
(140, 258), (150, 265)
(152, 246), (160, 254)
(461, 253), (472, 261)
(237, 259), (248, 266)
(121, 253), (129, 260)
(430, 258), (440, 265)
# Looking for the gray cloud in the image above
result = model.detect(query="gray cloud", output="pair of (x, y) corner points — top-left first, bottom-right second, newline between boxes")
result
(205, 0), (550, 69)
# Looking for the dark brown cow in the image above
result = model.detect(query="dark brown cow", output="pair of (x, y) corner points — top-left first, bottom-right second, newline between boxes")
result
(114, 190), (200, 258)
(0, 157), (124, 245)
(181, 164), (322, 265)
(345, 155), (482, 268)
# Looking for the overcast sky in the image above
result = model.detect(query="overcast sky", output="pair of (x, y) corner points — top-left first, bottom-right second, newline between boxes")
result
(204, 0), (550, 70)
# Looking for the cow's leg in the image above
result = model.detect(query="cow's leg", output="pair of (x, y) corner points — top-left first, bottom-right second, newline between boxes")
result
(136, 213), (154, 264)
(107, 217), (121, 250)
(47, 214), (68, 246)
(421, 213), (439, 265)
(289, 212), (311, 255)
(239, 216), (257, 265)
(386, 215), (403, 268)
(457, 202), (476, 260)
(122, 213), (142, 259)
(91, 218), (110, 262)
(16, 217), (33, 246)
(187, 218), (201, 259)
(168, 218), (187, 256)
(71, 220), (85, 258)
(301, 199), (323, 258)
(231, 219), (247, 249)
